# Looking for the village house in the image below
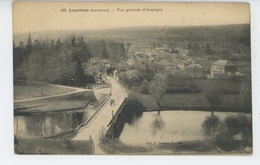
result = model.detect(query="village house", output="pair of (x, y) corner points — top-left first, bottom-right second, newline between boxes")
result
(210, 60), (237, 78)
(176, 63), (185, 70)
(186, 63), (205, 78)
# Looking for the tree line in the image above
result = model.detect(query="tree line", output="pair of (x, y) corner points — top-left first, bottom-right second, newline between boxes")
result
(13, 35), (127, 88)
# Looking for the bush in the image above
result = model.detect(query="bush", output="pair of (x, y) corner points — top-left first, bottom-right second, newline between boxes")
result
(166, 86), (201, 94)
(165, 72), (200, 94)
(202, 114), (220, 139)
(220, 88), (240, 95)
(120, 98), (145, 125)
(139, 80), (150, 94)
(119, 70), (143, 88)
(228, 75), (242, 82)
(208, 114), (252, 151)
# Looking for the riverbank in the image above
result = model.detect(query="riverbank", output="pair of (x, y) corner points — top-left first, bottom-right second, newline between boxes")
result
(129, 90), (251, 113)
(100, 139), (251, 155)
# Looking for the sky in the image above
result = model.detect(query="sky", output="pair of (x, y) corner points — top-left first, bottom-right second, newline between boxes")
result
(13, 2), (250, 34)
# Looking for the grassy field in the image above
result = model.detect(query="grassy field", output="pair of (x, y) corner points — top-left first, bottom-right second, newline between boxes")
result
(14, 83), (96, 114)
(14, 83), (76, 101)
(129, 78), (251, 113)
(14, 91), (96, 115)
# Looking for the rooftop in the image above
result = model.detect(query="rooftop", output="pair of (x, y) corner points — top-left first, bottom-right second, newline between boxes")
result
(212, 60), (235, 66)
(186, 63), (204, 69)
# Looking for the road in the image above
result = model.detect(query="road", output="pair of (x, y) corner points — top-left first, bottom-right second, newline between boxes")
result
(72, 77), (128, 154)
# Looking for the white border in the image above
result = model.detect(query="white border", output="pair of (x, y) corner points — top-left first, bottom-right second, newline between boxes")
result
(1, 0), (259, 165)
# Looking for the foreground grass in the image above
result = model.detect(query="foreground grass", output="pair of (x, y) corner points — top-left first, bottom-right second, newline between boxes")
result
(100, 138), (222, 155)
(101, 138), (252, 155)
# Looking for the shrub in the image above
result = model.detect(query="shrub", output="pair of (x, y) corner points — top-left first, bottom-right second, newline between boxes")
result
(202, 114), (220, 139)
(203, 114), (252, 151)
(139, 80), (150, 94)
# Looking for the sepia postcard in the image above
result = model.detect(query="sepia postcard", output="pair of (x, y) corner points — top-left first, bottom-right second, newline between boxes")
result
(13, 2), (252, 155)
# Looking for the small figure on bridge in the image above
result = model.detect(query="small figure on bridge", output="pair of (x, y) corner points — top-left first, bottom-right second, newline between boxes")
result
(110, 99), (115, 106)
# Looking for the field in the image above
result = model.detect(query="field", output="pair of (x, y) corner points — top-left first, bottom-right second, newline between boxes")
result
(129, 78), (251, 113)
(14, 83), (96, 114)
(14, 83), (76, 101)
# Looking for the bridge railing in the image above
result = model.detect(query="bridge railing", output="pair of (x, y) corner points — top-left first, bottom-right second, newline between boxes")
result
(75, 95), (111, 133)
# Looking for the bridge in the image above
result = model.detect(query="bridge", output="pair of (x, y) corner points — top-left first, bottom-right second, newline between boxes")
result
(14, 76), (128, 154)
(71, 77), (128, 154)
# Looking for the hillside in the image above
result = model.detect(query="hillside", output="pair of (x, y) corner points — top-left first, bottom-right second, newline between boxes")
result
(13, 24), (250, 47)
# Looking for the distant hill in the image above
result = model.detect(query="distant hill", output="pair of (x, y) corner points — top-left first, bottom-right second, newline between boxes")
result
(14, 24), (250, 48)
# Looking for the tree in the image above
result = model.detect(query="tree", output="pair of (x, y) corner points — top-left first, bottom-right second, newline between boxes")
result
(204, 86), (222, 115)
(202, 114), (220, 140)
(187, 42), (192, 50)
(165, 71), (199, 93)
(13, 41), (27, 79)
(120, 69), (142, 88)
(240, 75), (252, 109)
(139, 80), (149, 94)
(56, 39), (62, 51)
(124, 42), (132, 55)
(105, 41), (127, 60)
(121, 98), (144, 125)
(193, 42), (200, 52)
(74, 56), (86, 87)
(149, 73), (167, 107)
(101, 45), (109, 59)
(71, 36), (77, 47)
(25, 40), (50, 95)
(24, 39), (65, 95)
(69, 36), (91, 86)
(215, 114), (252, 151)
(56, 39), (76, 85)
(206, 43), (211, 54)
(148, 62), (165, 74)
(116, 43), (126, 60)
(50, 39), (55, 49)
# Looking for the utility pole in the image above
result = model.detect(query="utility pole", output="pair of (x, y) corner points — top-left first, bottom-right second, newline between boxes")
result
(110, 83), (112, 96)
(112, 110), (114, 153)
(40, 73), (43, 96)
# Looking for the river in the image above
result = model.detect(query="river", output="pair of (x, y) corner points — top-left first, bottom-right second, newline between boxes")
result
(14, 109), (251, 145)
(14, 109), (96, 138)
(119, 110), (251, 145)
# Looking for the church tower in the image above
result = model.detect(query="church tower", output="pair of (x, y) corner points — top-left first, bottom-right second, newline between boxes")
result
(26, 31), (32, 53)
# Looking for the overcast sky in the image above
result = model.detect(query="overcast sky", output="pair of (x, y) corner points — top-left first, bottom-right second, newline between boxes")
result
(13, 2), (250, 34)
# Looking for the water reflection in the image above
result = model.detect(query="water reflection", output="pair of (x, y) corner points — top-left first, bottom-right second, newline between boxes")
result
(151, 111), (165, 135)
(120, 111), (251, 145)
(14, 109), (95, 138)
